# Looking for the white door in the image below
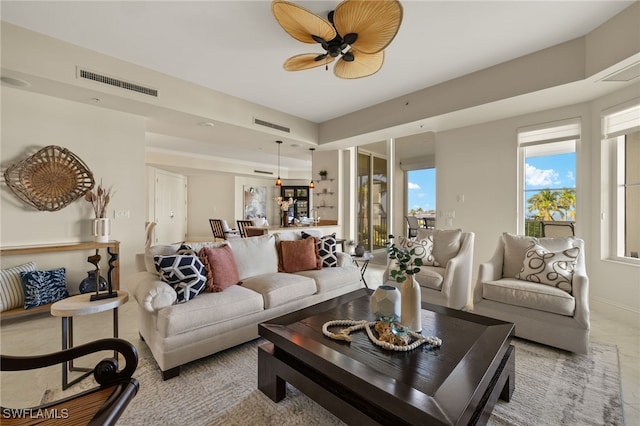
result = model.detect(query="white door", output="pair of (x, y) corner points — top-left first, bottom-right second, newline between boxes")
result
(155, 170), (187, 244)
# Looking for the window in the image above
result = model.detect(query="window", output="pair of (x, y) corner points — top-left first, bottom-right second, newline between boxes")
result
(518, 120), (580, 237)
(603, 103), (640, 261)
(407, 168), (436, 229)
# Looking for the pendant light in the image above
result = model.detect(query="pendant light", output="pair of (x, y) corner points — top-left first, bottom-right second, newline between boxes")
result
(309, 148), (316, 189)
(275, 140), (283, 186)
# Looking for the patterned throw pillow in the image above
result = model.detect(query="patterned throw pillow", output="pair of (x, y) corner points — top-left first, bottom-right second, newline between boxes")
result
(20, 268), (68, 309)
(396, 235), (439, 267)
(0, 261), (36, 312)
(154, 255), (207, 303)
(302, 232), (337, 267)
(517, 244), (580, 293)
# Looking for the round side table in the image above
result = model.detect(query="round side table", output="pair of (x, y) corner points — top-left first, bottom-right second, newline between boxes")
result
(51, 291), (128, 389)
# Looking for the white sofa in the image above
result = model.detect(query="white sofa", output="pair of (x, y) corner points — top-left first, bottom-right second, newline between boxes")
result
(128, 230), (362, 379)
(472, 233), (589, 354)
(383, 229), (475, 310)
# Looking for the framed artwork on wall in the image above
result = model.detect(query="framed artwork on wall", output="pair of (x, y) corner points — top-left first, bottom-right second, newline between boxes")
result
(243, 186), (266, 219)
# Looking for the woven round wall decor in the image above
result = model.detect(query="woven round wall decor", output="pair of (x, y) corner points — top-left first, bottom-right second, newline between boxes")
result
(3, 145), (95, 211)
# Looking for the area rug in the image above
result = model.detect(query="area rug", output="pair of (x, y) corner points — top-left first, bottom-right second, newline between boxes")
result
(43, 337), (623, 425)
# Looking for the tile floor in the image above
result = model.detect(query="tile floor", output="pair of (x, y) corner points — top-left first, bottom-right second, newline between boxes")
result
(1, 262), (638, 425)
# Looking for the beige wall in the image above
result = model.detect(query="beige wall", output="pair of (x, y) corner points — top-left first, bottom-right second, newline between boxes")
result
(1, 88), (146, 289)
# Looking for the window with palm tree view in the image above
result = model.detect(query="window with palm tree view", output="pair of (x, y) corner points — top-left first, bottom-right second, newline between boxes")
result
(519, 121), (579, 237)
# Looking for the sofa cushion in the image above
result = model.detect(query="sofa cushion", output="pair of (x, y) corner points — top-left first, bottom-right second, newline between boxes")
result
(241, 272), (316, 309)
(20, 268), (69, 309)
(145, 244), (181, 273)
(294, 265), (360, 293)
(198, 245), (241, 292)
(302, 232), (338, 267)
(154, 255), (207, 303)
(226, 235), (278, 280)
(517, 244), (579, 293)
(483, 277), (575, 316)
(0, 261), (36, 312)
(418, 228), (462, 266)
(156, 285), (264, 337)
(278, 238), (322, 273)
(414, 267), (445, 290)
(502, 233), (537, 278)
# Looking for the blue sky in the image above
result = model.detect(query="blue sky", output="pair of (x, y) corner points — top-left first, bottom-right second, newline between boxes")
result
(407, 168), (436, 213)
(525, 153), (576, 190)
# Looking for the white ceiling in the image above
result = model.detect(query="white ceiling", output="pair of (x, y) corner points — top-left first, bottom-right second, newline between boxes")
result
(1, 0), (636, 170)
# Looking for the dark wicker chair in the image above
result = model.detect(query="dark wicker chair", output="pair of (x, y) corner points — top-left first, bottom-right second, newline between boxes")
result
(236, 220), (254, 238)
(1, 338), (139, 426)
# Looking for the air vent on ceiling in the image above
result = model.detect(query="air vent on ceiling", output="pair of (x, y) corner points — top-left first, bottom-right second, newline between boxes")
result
(602, 62), (640, 82)
(78, 68), (158, 97)
(254, 118), (290, 133)
(254, 170), (273, 175)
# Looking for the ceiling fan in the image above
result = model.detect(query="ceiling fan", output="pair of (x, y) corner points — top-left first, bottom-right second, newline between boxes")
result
(271, 0), (403, 79)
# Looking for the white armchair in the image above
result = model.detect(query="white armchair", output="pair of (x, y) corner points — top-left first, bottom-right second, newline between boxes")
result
(383, 229), (475, 310)
(472, 233), (589, 354)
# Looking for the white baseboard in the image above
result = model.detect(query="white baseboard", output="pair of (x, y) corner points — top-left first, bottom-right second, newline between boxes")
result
(591, 296), (640, 329)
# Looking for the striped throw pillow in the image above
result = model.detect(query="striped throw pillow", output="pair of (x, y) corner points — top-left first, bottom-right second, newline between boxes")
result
(0, 261), (36, 312)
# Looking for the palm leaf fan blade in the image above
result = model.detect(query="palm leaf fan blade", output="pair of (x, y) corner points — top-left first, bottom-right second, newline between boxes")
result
(284, 53), (335, 71)
(272, 0), (336, 44)
(334, 51), (383, 79)
(333, 0), (403, 54)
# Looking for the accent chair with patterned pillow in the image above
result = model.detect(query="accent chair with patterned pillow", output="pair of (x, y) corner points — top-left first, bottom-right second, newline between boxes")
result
(383, 230), (475, 311)
(473, 233), (589, 354)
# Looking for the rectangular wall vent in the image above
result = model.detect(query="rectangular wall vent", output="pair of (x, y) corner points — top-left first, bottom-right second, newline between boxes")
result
(602, 62), (640, 82)
(254, 170), (273, 175)
(254, 118), (290, 133)
(78, 68), (158, 97)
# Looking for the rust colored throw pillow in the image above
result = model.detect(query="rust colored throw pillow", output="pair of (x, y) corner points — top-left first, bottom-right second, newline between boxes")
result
(278, 238), (322, 273)
(198, 245), (241, 292)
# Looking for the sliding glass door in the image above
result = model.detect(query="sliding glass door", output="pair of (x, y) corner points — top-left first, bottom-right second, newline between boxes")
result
(357, 150), (387, 252)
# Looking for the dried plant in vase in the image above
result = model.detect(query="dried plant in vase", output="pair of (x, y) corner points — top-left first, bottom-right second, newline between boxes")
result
(85, 181), (113, 218)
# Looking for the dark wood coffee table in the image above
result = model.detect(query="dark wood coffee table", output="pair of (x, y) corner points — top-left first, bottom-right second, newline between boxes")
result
(258, 289), (515, 425)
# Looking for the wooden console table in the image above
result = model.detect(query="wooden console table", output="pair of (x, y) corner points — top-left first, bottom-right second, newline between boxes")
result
(0, 241), (120, 322)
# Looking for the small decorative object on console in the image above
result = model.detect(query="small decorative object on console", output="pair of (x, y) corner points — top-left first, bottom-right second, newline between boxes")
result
(85, 180), (114, 243)
(79, 270), (107, 294)
(87, 250), (118, 301)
